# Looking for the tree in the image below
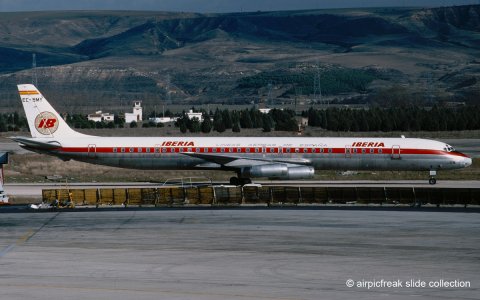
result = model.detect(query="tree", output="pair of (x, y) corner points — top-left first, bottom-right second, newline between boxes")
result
(262, 114), (272, 132)
(270, 109), (298, 131)
(0, 120), (7, 132)
(251, 109), (263, 128)
(13, 111), (20, 126)
(222, 110), (233, 129)
(189, 118), (201, 133)
(232, 122), (241, 132)
(114, 114), (125, 126)
(201, 116), (212, 133)
(180, 122), (187, 133)
(130, 121), (137, 128)
(215, 119), (226, 133)
(240, 111), (253, 128)
(263, 120), (271, 132)
(175, 114), (189, 132)
(213, 109), (226, 133)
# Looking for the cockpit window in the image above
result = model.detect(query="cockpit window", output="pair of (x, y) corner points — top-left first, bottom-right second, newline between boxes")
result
(444, 144), (455, 152)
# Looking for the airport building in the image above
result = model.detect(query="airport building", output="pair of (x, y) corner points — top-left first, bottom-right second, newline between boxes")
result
(148, 117), (178, 124)
(87, 111), (115, 122)
(125, 101), (143, 123)
(186, 109), (203, 122)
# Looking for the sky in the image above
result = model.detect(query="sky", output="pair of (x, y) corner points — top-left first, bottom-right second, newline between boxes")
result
(0, 0), (478, 13)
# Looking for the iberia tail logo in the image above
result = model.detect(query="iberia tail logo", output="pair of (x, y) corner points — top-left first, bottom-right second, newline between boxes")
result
(34, 112), (59, 135)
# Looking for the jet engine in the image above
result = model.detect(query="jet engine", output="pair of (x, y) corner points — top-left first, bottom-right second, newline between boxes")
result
(241, 164), (288, 178)
(241, 164), (314, 179)
(271, 166), (315, 180)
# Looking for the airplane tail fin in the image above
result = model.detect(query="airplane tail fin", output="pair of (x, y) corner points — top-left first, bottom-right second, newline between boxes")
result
(17, 84), (88, 139)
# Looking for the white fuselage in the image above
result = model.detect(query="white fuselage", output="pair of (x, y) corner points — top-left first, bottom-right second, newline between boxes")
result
(26, 136), (472, 173)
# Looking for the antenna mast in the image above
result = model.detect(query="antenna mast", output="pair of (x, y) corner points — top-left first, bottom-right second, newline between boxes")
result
(32, 53), (38, 87)
(313, 63), (322, 105)
(267, 82), (273, 106)
(166, 74), (171, 105)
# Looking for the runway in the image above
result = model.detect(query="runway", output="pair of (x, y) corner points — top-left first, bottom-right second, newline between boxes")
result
(0, 210), (478, 300)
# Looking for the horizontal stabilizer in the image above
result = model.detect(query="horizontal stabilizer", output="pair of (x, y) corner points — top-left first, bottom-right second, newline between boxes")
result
(11, 136), (61, 150)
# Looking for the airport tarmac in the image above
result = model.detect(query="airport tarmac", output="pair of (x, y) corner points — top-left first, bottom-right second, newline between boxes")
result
(0, 210), (478, 300)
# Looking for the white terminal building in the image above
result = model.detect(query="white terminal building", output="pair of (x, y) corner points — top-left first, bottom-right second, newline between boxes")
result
(87, 111), (115, 122)
(149, 117), (178, 124)
(258, 108), (271, 114)
(186, 109), (203, 122)
(125, 101), (143, 123)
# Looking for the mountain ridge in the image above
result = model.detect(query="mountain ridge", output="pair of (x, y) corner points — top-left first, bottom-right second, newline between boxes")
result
(0, 5), (478, 111)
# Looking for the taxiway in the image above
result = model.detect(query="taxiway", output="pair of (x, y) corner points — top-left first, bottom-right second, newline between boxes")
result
(0, 210), (478, 300)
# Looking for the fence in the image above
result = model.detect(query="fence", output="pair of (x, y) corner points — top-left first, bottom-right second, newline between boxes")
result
(41, 185), (480, 208)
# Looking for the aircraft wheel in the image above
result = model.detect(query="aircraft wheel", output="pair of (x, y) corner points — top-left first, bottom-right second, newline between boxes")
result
(230, 177), (239, 186)
(429, 178), (437, 185)
(240, 178), (252, 185)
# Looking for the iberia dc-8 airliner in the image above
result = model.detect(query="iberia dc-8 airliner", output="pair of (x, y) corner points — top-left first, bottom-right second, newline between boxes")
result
(12, 84), (472, 185)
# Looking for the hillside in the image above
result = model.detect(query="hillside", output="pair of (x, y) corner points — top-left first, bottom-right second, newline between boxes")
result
(0, 6), (479, 113)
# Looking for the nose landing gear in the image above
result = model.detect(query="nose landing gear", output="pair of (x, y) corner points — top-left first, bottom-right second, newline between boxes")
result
(429, 170), (437, 185)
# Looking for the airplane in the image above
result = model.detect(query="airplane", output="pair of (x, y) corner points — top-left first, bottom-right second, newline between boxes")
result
(12, 84), (472, 185)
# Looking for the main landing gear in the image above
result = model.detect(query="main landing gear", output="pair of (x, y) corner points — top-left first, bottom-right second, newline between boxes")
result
(429, 170), (437, 185)
(229, 177), (252, 186)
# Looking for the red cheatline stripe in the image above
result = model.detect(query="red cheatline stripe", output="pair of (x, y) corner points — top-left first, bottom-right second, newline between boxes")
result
(57, 147), (465, 157)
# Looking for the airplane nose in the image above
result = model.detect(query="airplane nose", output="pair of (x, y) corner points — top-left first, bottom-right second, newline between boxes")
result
(465, 157), (472, 167)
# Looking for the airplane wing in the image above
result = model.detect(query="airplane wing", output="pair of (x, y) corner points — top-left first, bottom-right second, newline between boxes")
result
(10, 136), (62, 150)
(182, 152), (311, 168)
